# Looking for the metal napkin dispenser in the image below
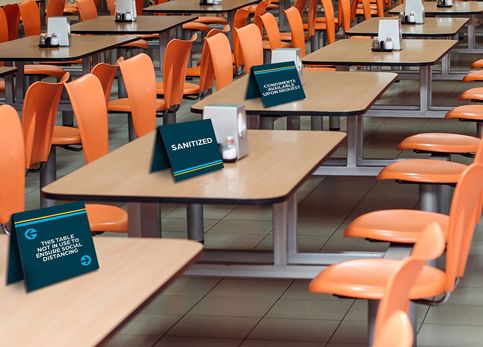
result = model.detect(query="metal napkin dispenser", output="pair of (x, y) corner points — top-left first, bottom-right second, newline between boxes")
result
(271, 48), (303, 80)
(202, 104), (248, 160)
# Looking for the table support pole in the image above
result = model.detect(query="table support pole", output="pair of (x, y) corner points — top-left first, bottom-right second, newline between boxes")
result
(5, 73), (14, 105)
(419, 65), (432, 112)
(227, 10), (236, 47)
(287, 116), (300, 130)
(468, 14), (476, 50)
(40, 147), (57, 208)
(311, 116), (323, 130)
(15, 62), (25, 106)
(187, 204), (204, 242)
(272, 197), (290, 267)
(127, 203), (162, 237)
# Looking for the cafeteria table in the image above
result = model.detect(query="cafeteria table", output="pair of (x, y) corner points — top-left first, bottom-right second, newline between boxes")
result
(143, 0), (261, 45)
(0, 236), (202, 346)
(70, 15), (197, 75)
(0, 35), (139, 109)
(346, 17), (468, 79)
(390, 1), (483, 54)
(193, 70), (397, 176)
(40, 130), (381, 279)
(0, 66), (17, 105)
(303, 38), (458, 118)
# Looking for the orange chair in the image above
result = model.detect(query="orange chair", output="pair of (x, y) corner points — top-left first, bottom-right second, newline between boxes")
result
(374, 311), (413, 347)
(76, 0), (148, 49)
(16, 1), (66, 79)
(235, 24), (264, 73)
(260, 12), (291, 52)
(46, 0), (66, 17)
(378, 137), (482, 212)
(186, 25), (231, 78)
(253, 0), (270, 32)
(91, 62), (118, 106)
(206, 32), (233, 90)
(0, 105), (25, 232)
(110, 37), (195, 138)
(351, 0), (372, 20)
(446, 105), (483, 139)
(160, 28), (224, 99)
(303, 0), (336, 50)
(345, 155), (483, 246)
(312, 222), (445, 346)
(4, 4), (20, 40)
(64, 74), (128, 233)
(233, 8), (252, 72)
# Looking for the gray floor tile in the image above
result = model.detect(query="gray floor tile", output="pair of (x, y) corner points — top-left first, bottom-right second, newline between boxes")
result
(208, 278), (292, 299)
(155, 336), (241, 346)
(103, 334), (161, 347)
(417, 323), (483, 347)
(189, 296), (276, 317)
(119, 314), (180, 336)
(266, 298), (352, 321)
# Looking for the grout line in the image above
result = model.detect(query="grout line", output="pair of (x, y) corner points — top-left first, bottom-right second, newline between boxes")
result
(324, 298), (357, 346)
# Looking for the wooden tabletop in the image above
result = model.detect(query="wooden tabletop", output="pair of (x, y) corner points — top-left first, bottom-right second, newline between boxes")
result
(43, 130), (345, 205)
(0, 35), (139, 61)
(71, 15), (197, 35)
(143, 0), (260, 14)
(0, 236), (202, 346)
(192, 71), (397, 116)
(390, 1), (483, 15)
(0, 66), (17, 77)
(346, 17), (468, 37)
(303, 39), (457, 66)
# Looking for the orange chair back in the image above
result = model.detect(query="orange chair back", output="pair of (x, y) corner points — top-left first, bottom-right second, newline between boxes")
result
(284, 6), (306, 57)
(46, 0), (66, 18)
(77, 0), (98, 21)
(4, 4), (20, 40)
(23, 73), (69, 169)
(376, 0), (384, 17)
(260, 12), (283, 50)
(106, 0), (115, 15)
(475, 137), (483, 164)
(0, 8), (9, 43)
(91, 63), (118, 105)
(162, 35), (196, 108)
(64, 74), (109, 163)
(293, 0), (307, 14)
(253, 0), (269, 32)
(320, 0), (336, 44)
(351, 0), (371, 20)
(206, 32), (233, 90)
(446, 164), (483, 283)
(18, 0), (40, 36)
(339, 0), (352, 33)
(0, 105), (25, 225)
(235, 24), (264, 73)
(374, 223), (445, 339)
(233, 8), (252, 68)
(374, 311), (413, 347)
(117, 54), (156, 138)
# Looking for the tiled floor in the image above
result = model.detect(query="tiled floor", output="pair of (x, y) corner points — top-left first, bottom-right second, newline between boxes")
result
(22, 29), (483, 347)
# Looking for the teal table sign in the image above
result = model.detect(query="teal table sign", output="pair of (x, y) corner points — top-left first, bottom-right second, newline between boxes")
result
(6, 202), (99, 292)
(246, 61), (305, 107)
(150, 119), (224, 182)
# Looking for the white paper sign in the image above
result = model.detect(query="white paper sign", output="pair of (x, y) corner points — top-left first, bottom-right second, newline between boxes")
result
(115, 0), (137, 20)
(405, 0), (425, 24)
(47, 17), (71, 46)
(378, 19), (401, 50)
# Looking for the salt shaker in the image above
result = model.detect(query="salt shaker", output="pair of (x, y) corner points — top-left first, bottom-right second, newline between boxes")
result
(39, 33), (47, 46)
(125, 11), (132, 21)
(222, 136), (237, 162)
(384, 37), (393, 50)
(50, 33), (59, 46)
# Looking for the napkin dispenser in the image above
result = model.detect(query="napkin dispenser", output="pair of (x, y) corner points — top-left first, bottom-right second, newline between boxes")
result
(47, 17), (71, 46)
(202, 104), (248, 160)
(404, 0), (425, 24)
(271, 48), (303, 81)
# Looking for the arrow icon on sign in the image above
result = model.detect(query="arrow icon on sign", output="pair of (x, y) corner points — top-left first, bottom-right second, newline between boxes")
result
(24, 228), (38, 240)
(80, 255), (92, 266)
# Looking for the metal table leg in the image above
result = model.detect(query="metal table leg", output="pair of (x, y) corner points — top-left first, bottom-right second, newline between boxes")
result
(40, 147), (57, 208)
(227, 10), (236, 47)
(419, 65), (432, 112)
(14, 61), (25, 107)
(127, 203), (162, 237)
(279, 0), (290, 31)
(158, 30), (169, 75)
(260, 116), (275, 129)
(4, 73), (14, 105)
(287, 116), (300, 130)
(468, 14), (476, 50)
(419, 184), (439, 212)
(187, 203), (204, 242)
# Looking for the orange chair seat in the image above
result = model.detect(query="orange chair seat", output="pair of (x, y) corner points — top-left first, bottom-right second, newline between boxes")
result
(471, 59), (483, 69)
(52, 125), (81, 145)
(0, 79), (4, 93)
(107, 97), (166, 112)
(262, 40), (291, 49)
(315, 17), (340, 25)
(64, 3), (78, 14)
(378, 159), (467, 184)
(122, 39), (149, 49)
(139, 33), (159, 40)
(186, 65), (201, 77)
(280, 31), (310, 42)
(398, 133), (481, 154)
(40, 59), (83, 65)
(309, 259), (446, 300)
(445, 104), (483, 121)
(156, 81), (200, 96)
(303, 22), (329, 31)
(85, 203), (128, 233)
(463, 70), (483, 82)
(344, 209), (449, 243)
(183, 21), (211, 32)
(25, 64), (65, 78)
(460, 87), (483, 101)
(195, 16), (228, 25)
